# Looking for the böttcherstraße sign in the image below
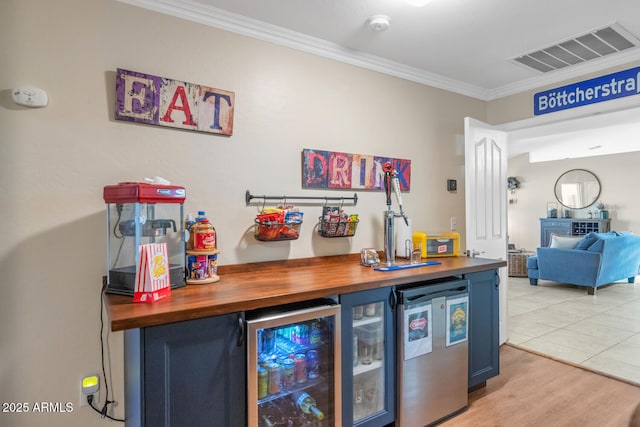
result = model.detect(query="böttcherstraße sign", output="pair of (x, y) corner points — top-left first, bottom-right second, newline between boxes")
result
(534, 66), (640, 115)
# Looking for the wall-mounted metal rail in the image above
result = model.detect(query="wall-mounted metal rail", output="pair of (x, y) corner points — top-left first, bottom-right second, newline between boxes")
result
(245, 190), (358, 206)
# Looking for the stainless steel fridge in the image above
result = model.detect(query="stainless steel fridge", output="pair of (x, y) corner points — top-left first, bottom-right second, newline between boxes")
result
(396, 279), (470, 427)
(246, 301), (342, 427)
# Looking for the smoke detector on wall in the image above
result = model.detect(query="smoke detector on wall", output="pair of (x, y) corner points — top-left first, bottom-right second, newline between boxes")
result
(367, 15), (391, 32)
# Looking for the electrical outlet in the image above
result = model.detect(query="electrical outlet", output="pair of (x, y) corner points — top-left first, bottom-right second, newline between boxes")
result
(79, 387), (99, 408)
(80, 375), (100, 407)
(450, 216), (457, 231)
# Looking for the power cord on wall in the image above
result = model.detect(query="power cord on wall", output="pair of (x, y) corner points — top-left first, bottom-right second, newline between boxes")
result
(95, 283), (125, 422)
(87, 394), (124, 422)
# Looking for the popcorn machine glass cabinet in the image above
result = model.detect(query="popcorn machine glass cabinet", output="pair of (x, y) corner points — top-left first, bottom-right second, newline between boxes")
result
(105, 201), (186, 295)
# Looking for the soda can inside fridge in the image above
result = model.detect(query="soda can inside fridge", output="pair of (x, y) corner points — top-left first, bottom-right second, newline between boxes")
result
(246, 300), (342, 427)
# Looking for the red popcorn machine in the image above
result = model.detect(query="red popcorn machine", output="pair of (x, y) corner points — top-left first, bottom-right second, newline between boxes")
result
(103, 182), (187, 295)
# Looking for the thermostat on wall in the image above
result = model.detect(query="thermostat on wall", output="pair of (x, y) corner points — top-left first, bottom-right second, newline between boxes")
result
(12, 86), (48, 108)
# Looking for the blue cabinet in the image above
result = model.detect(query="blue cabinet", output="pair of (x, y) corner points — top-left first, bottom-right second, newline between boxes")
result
(464, 269), (500, 389)
(124, 313), (246, 427)
(539, 218), (610, 247)
(340, 287), (395, 427)
(120, 269), (500, 426)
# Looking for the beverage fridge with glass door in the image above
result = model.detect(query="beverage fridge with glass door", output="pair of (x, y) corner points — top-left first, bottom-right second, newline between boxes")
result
(246, 300), (342, 427)
(340, 287), (395, 427)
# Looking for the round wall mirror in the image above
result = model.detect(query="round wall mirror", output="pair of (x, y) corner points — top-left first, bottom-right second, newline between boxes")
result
(554, 169), (601, 209)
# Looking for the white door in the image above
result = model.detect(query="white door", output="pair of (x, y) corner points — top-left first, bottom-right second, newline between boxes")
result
(464, 117), (508, 344)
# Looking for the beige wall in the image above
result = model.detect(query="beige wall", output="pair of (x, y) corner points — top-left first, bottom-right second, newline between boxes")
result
(4, 1), (638, 425)
(487, 59), (640, 124)
(0, 0), (485, 425)
(487, 62), (640, 252)
(507, 152), (640, 252)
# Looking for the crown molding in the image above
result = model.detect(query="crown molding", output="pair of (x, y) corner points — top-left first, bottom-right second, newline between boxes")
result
(116, 0), (490, 99)
(117, 0), (640, 102)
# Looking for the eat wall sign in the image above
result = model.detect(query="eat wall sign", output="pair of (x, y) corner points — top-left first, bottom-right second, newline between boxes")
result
(115, 68), (234, 136)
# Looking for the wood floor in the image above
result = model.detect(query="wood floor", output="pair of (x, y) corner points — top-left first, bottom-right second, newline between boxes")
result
(440, 344), (640, 427)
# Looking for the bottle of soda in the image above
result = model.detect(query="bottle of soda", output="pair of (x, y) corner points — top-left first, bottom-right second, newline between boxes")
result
(195, 210), (207, 222)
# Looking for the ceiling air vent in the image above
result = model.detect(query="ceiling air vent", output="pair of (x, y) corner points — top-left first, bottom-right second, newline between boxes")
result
(511, 23), (640, 73)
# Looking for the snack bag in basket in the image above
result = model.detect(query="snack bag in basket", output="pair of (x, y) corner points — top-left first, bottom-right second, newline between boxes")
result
(133, 243), (171, 303)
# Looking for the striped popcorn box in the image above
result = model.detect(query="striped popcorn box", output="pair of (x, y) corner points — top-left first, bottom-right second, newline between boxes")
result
(134, 243), (171, 303)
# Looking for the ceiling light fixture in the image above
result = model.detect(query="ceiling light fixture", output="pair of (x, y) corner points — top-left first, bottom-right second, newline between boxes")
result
(367, 15), (391, 32)
(403, 0), (434, 6)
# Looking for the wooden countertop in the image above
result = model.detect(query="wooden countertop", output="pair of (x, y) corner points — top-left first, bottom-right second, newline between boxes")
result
(104, 254), (506, 331)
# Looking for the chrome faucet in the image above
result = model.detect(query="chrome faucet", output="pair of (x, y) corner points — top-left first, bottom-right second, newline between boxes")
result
(383, 163), (409, 266)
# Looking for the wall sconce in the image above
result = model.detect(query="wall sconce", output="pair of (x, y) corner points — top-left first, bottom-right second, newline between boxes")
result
(508, 176), (520, 204)
(507, 176), (520, 190)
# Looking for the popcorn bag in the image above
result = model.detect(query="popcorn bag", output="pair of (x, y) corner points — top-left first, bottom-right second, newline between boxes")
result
(134, 243), (171, 303)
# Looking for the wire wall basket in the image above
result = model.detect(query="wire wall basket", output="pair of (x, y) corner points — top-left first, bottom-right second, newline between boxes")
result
(254, 219), (303, 241)
(318, 217), (358, 237)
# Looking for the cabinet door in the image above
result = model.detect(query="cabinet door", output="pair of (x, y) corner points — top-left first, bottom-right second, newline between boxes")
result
(340, 287), (395, 427)
(144, 313), (246, 427)
(465, 270), (499, 390)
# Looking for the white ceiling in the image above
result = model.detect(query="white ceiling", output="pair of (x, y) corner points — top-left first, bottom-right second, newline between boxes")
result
(121, 0), (640, 160)
(123, 0), (640, 100)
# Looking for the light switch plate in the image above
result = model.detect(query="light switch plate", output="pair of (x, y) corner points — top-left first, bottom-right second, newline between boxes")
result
(12, 86), (48, 108)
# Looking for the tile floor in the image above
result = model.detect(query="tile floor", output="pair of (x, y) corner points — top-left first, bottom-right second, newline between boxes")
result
(507, 276), (640, 385)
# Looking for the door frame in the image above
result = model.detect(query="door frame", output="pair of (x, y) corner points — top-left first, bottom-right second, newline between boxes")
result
(465, 98), (640, 346)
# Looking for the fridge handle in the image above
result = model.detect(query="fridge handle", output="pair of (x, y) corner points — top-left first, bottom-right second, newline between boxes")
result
(404, 287), (467, 304)
(404, 293), (431, 304)
(389, 288), (397, 310)
(237, 312), (245, 347)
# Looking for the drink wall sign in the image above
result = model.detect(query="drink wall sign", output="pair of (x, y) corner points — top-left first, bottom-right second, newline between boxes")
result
(115, 68), (234, 136)
(534, 66), (640, 115)
(303, 148), (411, 190)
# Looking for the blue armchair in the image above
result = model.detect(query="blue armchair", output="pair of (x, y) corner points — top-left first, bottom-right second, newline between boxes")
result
(527, 232), (640, 295)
